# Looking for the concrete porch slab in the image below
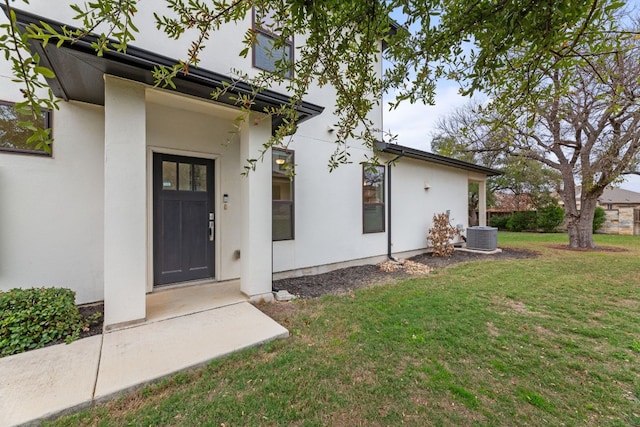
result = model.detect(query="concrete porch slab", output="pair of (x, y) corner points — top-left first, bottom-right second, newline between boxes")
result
(0, 335), (102, 427)
(146, 280), (246, 323)
(94, 302), (288, 401)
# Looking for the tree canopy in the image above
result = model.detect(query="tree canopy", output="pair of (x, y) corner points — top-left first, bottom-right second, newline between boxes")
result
(431, 103), (563, 209)
(430, 7), (640, 247)
(1, 0), (632, 168)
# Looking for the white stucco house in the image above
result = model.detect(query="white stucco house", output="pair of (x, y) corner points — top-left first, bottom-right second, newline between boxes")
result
(0, 3), (499, 329)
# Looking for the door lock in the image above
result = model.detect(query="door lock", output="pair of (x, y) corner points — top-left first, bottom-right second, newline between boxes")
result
(209, 212), (214, 241)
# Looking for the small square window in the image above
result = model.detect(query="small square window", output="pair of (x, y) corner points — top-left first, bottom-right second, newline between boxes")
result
(0, 101), (51, 156)
(253, 8), (293, 78)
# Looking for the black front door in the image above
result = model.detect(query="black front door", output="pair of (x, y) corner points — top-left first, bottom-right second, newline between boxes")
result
(153, 153), (215, 285)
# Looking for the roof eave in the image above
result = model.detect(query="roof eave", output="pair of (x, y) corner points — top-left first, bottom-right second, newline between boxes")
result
(4, 6), (325, 134)
(375, 141), (502, 176)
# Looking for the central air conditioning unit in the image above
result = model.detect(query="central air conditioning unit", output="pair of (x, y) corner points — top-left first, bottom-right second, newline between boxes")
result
(466, 226), (498, 251)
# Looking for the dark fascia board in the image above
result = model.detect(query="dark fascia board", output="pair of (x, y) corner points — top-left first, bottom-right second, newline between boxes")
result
(4, 7), (324, 133)
(375, 141), (502, 176)
(382, 19), (402, 51)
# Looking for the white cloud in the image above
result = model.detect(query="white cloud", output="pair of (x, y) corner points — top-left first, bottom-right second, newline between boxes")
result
(383, 82), (473, 152)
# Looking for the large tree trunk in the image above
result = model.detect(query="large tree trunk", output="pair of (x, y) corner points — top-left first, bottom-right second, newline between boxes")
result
(468, 189), (479, 226)
(566, 197), (597, 248)
(468, 208), (478, 226)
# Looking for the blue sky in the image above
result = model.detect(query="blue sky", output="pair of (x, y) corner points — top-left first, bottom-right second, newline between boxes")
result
(383, 2), (640, 192)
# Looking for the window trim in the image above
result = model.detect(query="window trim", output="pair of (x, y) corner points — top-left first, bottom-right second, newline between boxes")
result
(0, 100), (52, 157)
(252, 7), (294, 78)
(362, 164), (386, 234)
(272, 148), (295, 241)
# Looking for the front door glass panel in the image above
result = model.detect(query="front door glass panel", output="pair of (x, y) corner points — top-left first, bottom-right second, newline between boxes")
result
(194, 164), (207, 192)
(178, 163), (192, 191)
(162, 161), (177, 190)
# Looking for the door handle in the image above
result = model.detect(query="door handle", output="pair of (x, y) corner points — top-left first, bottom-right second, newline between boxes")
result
(209, 212), (214, 241)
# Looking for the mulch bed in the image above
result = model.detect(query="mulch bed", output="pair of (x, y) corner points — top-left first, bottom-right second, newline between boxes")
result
(52, 248), (538, 344)
(273, 247), (537, 299)
(78, 303), (104, 339)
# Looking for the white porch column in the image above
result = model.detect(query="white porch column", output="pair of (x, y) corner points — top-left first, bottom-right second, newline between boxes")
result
(239, 115), (273, 301)
(103, 76), (147, 327)
(478, 180), (487, 226)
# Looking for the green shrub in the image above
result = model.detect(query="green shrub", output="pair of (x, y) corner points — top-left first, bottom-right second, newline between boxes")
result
(593, 206), (606, 232)
(507, 211), (538, 232)
(537, 204), (565, 233)
(0, 287), (84, 357)
(489, 215), (511, 230)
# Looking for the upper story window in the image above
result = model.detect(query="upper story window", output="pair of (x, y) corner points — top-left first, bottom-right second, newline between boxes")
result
(0, 101), (51, 156)
(273, 148), (294, 241)
(252, 7), (293, 78)
(363, 164), (385, 233)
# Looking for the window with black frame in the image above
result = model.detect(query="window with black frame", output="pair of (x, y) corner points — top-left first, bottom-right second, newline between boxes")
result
(363, 164), (385, 233)
(252, 7), (293, 78)
(0, 101), (51, 156)
(273, 148), (294, 240)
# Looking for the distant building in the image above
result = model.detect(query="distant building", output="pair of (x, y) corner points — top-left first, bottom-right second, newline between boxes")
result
(597, 188), (640, 235)
(558, 187), (640, 235)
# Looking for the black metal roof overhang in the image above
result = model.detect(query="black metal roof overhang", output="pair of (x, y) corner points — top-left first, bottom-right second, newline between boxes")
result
(6, 7), (325, 134)
(375, 141), (502, 176)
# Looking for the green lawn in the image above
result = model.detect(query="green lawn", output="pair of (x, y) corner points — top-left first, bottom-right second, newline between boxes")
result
(50, 233), (640, 426)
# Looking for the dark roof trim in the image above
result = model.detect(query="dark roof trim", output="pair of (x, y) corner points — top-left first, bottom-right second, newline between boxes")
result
(5, 7), (324, 134)
(382, 19), (402, 51)
(375, 141), (502, 176)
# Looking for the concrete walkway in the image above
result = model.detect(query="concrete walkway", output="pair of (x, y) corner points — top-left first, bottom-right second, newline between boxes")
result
(0, 301), (289, 426)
